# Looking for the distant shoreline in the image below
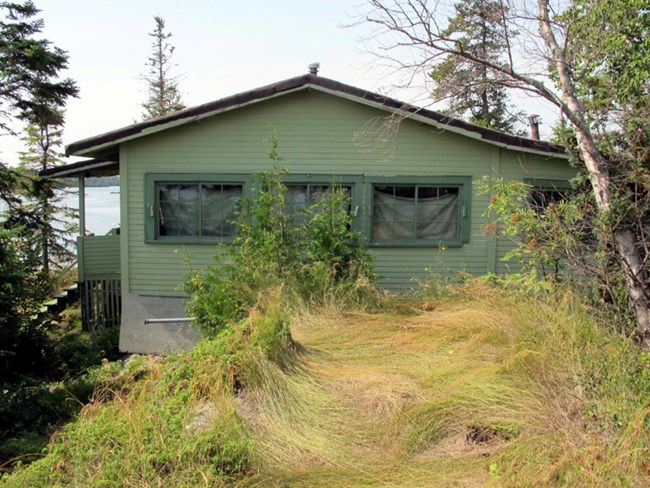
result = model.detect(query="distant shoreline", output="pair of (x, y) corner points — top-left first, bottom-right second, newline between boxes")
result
(62, 176), (120, 188)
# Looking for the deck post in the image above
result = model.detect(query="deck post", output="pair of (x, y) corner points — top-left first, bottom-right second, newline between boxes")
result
(78, 174), (86, 236)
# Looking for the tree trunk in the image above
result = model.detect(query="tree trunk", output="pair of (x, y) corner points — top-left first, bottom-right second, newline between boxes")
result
(538, 0), (650, 347)
(614, 229), (650, 348)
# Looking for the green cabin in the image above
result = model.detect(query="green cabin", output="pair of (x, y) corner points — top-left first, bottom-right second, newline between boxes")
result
(42, 73), (575, 354)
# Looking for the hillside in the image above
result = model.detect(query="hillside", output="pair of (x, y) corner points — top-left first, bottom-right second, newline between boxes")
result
(3, 284), (649, 487)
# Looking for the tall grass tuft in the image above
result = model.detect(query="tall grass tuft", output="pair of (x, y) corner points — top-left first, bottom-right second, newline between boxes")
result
(4, 282), (648, 486)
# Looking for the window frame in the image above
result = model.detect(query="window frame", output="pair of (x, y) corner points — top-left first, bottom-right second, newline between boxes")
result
(144, 173), (362, 243)
(364, 176), (472, 247)
(144, 173), (251, 244)
(281, 174), (363, 232)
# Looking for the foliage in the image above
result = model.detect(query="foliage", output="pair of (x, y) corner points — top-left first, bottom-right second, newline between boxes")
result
(0, 1), (78, 130)
(2, 293), (293, 485)
(141, 15), (185, 120)
(0, 304), (119, 472)
(183, 137), (376, 337)
(0, 357), (121, 471)
(0, 225), (48, 379)
(477, 176), (646, 334)
(361, 0), (650, 346)
(430, 0), (525, 134)
(0, 0), (79, 376)
(18, 116), (77, 275)
(477, 177), (576, 278)
(557, 0), (650, 320)
(0, 306), (119, 471)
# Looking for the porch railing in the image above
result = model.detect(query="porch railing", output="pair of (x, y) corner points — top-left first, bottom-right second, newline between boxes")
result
(77, 228), (121, 330)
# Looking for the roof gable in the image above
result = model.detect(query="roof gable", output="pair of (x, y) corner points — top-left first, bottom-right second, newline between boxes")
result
(65, 74), (566, 160)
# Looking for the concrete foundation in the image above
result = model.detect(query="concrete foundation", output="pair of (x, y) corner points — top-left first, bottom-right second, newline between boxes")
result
(119, 293), (200, 354)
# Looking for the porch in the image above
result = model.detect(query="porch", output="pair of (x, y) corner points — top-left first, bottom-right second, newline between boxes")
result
(40, 157), (122, 330)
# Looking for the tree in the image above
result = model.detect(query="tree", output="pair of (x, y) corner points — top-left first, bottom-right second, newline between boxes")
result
(1, 1), (78, 275)
(0, 1), (78, 376)
(361, 0), (650, 347)
(430, 0), (525, 134)
(141, 16), (185, 120)
(0, 1), (77, 132)
(19, 112), (76, 276)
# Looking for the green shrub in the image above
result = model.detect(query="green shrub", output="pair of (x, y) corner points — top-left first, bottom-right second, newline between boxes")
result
(184, 136), (376, 338)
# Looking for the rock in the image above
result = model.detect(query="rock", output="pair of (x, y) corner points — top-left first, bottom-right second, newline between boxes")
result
(185, 401), (220, 435)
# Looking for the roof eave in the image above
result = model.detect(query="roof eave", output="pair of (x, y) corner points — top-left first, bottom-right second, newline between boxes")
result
(39, 158), (119, 179)
(65, 73), (566, 159)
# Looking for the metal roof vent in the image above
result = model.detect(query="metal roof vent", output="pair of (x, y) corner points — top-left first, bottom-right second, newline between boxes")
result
(308, 62), (320, 75)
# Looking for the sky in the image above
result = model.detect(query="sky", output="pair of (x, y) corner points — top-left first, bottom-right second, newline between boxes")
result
(0, 0), (558, 166)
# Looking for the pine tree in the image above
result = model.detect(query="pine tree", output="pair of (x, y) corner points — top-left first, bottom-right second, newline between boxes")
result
(430, 0), (524, 135)
(141, 16), (185, 120)
(0, 1), (77, 132)
(0, 1), (78, 377)
(18, 111), (77, 275)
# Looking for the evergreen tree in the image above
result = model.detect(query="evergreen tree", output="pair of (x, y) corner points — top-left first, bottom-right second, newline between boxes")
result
(19, 111), (76, 275)
(0, 1), (78, 377)
(0, 1), (77, 132)
(141, 16), (185, 120)
(430, 0), (525, 135)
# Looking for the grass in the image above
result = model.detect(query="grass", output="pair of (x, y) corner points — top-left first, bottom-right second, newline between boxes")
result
(3, 282), (649, 486)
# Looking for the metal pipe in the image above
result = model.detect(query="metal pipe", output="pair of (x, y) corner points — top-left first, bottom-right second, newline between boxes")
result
(144, 317), (195, 324)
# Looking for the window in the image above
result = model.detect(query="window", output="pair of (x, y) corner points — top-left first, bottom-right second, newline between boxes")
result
(525, 179), (571, 213)
(145, 174), (248, 243)
(367, 177), (471, 246)
(158, 183), (242, 237)
(285, 184), (353, 220)
(283, 175), (362, 230)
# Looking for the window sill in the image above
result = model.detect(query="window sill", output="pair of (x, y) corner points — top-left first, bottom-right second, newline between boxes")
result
(145, 237), (235, 245)
(369, 241), (465, 249)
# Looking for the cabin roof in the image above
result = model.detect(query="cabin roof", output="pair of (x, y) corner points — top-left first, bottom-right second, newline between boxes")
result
(42, 73), (566, 178)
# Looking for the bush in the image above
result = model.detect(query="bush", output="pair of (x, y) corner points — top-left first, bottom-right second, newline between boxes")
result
(0, 226), (49, 380)
(184, 137), (376, 338)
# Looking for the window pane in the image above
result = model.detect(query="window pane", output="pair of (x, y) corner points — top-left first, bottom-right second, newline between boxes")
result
(373, 186), (416, 240)
(177, 185), (199, 236)
(161, 219), (180, 236)
(200, 184), (242, 237)
(157, 182), (242, 239)
(159, 184), (180, 236)
(287, 185), (308, 204)
(373, 184), (461, 242)
(201, 184), (223, 235)
(285, 184), (354, 222)
(529, 188), (565, 212)
(309, 185), (329, 204)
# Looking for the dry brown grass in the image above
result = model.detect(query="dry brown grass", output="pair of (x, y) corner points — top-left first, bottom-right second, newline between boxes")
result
(237, 285), (649, 487)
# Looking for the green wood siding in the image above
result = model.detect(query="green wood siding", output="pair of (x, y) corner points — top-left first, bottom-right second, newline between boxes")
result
(78, 234), (121, 281)
(119, 89), (574, 294)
